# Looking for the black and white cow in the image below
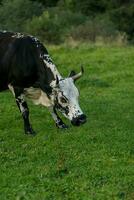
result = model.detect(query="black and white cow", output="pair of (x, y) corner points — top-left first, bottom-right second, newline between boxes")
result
(0, 31), (86, 135)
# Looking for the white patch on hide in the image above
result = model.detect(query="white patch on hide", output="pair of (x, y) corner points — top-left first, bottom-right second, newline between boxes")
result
(42, 54), (62, 80)
(8, 84), (15, 96)
(24, 87), (52, 107)
(12, 32), (24, 38)
(17, 94), (26, 113)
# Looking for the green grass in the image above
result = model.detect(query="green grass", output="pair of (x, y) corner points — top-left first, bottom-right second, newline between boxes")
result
(0, 45), (134, 200)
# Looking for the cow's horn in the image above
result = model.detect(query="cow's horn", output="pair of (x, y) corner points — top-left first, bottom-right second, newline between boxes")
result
(56, 75), (59, 85)
(72, 66), (84, 81)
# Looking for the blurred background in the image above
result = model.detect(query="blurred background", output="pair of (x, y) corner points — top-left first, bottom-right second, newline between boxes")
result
(0, 0), (133, 45)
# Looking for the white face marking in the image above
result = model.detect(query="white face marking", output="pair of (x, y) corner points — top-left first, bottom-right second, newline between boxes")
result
(56, 78), (83, 120)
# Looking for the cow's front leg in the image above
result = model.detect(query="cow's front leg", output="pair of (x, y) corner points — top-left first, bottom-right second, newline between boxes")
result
(48, 106), (68, 129)
(13, 87), (36, 135)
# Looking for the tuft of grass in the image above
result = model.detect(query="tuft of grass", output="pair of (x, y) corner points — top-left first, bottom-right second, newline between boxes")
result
(0, 45), (134, 200)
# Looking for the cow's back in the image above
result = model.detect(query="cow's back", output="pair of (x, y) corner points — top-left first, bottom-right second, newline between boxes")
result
(0, 32), (40, 90)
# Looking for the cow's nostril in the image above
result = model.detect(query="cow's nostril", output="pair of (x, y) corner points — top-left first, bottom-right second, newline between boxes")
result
(71, 114), (87, 126)
(79, 114), (86, 120)
(78, 114), (87, 124)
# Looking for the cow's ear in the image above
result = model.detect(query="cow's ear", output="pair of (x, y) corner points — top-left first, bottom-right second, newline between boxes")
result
(68, 70), (76, 77)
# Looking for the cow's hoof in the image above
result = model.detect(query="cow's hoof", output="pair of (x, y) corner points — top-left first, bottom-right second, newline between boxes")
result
(25, 127), (36, 136)
(56, 124), (69, 129)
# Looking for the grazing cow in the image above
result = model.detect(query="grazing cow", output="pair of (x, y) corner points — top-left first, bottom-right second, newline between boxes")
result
(0, 31), (86, 135)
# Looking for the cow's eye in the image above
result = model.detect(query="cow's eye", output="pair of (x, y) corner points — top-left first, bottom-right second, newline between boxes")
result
(60, 97), (67, 103)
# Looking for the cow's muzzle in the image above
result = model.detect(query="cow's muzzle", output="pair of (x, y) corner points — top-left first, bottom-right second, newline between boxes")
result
(71, 114), (87, 126)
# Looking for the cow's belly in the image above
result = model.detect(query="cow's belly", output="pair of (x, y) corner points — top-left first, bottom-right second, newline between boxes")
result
(24, 87), (52, 107)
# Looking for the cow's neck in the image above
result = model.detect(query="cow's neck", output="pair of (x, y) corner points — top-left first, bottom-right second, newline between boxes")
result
(42, 54), (62, 80)
(39, 54), (62, 95)
(34, 39), (62, 80)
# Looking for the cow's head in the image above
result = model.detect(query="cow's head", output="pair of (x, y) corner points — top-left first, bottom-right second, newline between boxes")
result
(51, 67), (87, 126)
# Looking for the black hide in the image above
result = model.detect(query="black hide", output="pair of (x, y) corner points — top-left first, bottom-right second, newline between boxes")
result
(0, 31), (55, 94)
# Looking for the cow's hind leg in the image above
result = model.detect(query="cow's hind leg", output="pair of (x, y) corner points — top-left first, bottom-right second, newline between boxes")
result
(9, 86), (36, 135)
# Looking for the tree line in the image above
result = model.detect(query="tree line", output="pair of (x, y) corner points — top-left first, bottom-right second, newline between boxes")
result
(0, 0), (133, 44)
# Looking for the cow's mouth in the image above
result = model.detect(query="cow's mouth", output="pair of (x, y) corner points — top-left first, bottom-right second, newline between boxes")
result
(71, 114), (87, 126)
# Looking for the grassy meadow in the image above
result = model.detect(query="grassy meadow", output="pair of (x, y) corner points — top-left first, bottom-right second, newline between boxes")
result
(0, 45), (134, 200)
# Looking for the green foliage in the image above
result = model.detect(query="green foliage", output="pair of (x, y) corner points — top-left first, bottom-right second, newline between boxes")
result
(31, 0), (59, 7)
(0, 45), (134, 199)
(25, 10), (63, 44)
(69, 0), (107, 16)
(110, 4), (134, 41)
(0, 0), (133, 43)
(70, 16), (120, 42)
(57, 0), (134, 42)
(0, 0), (43, 32)
(64, 0), (133, 16)
(25, 8), (86, 43)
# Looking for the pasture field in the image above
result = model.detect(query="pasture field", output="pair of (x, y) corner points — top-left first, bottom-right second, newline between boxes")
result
(0, 45), (134, 200)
